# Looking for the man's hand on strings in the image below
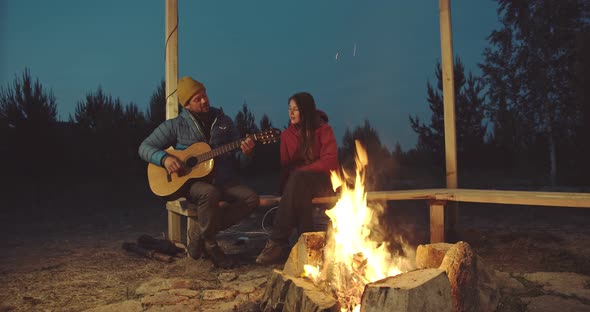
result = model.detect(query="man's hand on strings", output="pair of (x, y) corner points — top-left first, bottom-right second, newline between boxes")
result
(241, 136), (255, 156)
(163, 155), (183, 174)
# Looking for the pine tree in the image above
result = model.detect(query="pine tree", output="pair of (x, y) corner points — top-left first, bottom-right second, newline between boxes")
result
(147, 80), (166, 128)
(481, 0), (590, 184)
(259, 113), (273, 131)
(339, 120), (392, 190)
(234, 102), (259, 137)
(0, 68), (57, 132)
(0, 68), (59, 176)
(409, 57), (487, 168)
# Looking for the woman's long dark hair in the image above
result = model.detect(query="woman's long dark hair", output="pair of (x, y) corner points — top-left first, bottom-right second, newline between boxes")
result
(289, 92), (320, 163)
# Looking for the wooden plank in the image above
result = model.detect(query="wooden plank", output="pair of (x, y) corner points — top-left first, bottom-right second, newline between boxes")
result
(166, 200), (198, 216)
(311, 189), (590, 208)
(430, 201), (446, 243)
(434, 189), (590, 208)
(167, 196), (281, 215)
(259, 195), (281, 207)
(167, 210), (182, 243)
(310, 189), (447, 204)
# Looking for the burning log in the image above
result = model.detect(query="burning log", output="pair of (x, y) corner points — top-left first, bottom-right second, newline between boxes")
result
(260, 269), (340, 312)
(416, 242), (500, 312)
(359, 268), (452, 312)
(283, 232), (326, 278)
(439, 241), (500, 312)
(416, 243), (453, 269)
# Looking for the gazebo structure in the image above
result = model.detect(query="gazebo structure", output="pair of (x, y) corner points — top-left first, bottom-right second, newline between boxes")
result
(161, 0), (590, 244)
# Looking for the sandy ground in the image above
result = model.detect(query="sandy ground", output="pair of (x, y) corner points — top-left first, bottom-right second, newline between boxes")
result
(0, 176), (589, 312)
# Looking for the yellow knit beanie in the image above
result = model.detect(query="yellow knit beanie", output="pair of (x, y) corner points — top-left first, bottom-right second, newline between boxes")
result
(178, 76), (205, 106)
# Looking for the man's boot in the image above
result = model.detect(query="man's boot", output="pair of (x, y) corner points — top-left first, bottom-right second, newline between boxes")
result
(204, 240), (234, 269)
(186, 217), (204, 260)
(255, 240), (289, 265)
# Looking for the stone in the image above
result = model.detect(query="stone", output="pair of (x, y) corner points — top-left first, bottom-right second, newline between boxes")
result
(474, 256), (500, 312)
(201, 300), (239, 312)
(238, 268), (272, 281)
(82, 300), (142, 312)
(167, 289), (199, 298)
(234, 301), (261, 312)
(223, 276), (268, 294)
(193, 279), (220, 290)
(521, 295), (589, 312)
(522, 272), (590, 301)
(248, 288), (266, 302)
(360, 268), (452, 312)
(226, 283), (256, 294)
(168, 279), (194, 289)
(283, 232), (326, 278)
(494, 271), (525, 292)
(136, 278), (194, 296)
(145, 304), (198, 312)
(415, 243), (453, 269)
(218, 272), (238, 283)
(140, 293), (189, 306)
(260, 269), (340, 312)
(202, 289), (238, 301)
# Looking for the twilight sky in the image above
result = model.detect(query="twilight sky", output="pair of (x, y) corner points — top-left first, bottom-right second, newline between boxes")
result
(1, 1), (499, 150)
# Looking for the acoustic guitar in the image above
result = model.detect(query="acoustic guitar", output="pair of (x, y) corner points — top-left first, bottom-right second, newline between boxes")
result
(147, 128), (280, 197)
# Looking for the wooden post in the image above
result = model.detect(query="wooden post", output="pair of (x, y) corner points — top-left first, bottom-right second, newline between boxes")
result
(429, 200), (446, 243)
(439, 0), (458, 240)
(165, 0), (179, 120)
(167, 210), (182, 243)
(165, 0), (180, 243)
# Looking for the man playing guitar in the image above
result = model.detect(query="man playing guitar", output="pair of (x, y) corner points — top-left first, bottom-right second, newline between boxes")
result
(139, 76), (259, 269)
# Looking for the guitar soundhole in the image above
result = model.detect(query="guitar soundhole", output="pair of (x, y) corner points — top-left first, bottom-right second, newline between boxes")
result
(186, 156), (198, 167)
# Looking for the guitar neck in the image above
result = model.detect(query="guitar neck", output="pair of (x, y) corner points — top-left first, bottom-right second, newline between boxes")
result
(198, 140), (243, 162)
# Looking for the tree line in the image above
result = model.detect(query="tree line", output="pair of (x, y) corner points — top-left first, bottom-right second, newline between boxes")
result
(410, 0), (589, 186)
(1, 0), (588, 187)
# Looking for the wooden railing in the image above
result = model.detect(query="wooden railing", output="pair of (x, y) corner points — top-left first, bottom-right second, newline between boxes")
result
(167, 189), (589, 244)
(309, 188), (590, 243)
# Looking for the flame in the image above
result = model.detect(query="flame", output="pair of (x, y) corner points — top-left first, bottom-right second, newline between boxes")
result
(303, 264), (321, 282)
(318, 140), (411, 311)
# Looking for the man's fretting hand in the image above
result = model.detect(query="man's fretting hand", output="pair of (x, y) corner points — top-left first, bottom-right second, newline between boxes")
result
(241, 136), (255, 156)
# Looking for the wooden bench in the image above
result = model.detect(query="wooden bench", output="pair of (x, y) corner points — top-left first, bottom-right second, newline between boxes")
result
(165, 195), (282, 243)
(166, 188), (590, 244)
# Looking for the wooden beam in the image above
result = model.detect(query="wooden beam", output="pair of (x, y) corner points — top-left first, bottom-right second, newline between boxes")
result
(439, 0), (458, 241)
(310, 189), (447, 204)
(167, 210), (182, 243)
(310, 189), (590, 208)
(429, 201), (446, 243)
(433, 189), (590, 208)
(165, 0), (178, 120)
(439, 0), (458, 189)
(166, 199), (199, 217)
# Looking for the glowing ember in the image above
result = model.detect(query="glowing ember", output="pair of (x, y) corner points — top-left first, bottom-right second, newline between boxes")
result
(303, 141), (413, 312)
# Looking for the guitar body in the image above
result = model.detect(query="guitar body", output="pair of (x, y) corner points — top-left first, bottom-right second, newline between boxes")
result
(147, 142), (214, 197)
(145, 128), (281, 197)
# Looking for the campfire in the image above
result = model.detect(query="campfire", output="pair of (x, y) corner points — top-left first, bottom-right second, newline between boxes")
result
(261, 141), (497, 312)
(301, 141), (415, 311)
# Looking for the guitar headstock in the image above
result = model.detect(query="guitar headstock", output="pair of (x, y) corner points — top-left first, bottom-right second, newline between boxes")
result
(253, 128), (281, 144)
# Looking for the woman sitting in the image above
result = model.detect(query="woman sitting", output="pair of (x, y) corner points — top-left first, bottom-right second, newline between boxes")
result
(256, 92), (338, 265)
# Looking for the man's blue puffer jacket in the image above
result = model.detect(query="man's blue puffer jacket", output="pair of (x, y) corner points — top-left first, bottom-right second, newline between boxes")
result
(138, 107), (250, 187)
